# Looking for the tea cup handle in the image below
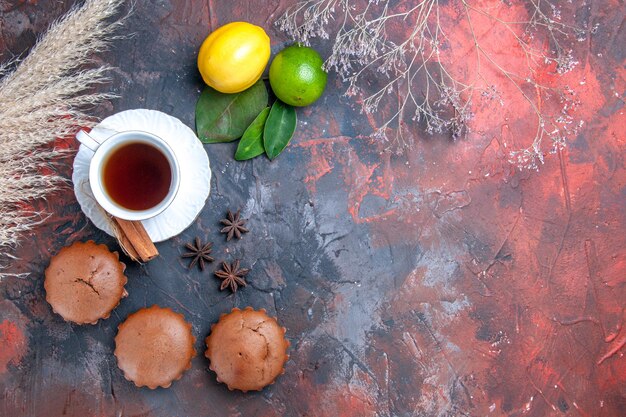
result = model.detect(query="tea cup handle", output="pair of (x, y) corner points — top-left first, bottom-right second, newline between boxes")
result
(75, 126), (118, 152)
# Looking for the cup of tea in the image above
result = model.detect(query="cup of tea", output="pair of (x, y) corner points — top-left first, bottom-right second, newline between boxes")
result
(76, 128), (181, 221)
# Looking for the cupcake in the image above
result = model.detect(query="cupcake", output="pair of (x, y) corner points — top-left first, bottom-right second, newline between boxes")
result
(44, 240), (128, 325)
(205, 307), (289, 392)
(114, 305), (195, 389)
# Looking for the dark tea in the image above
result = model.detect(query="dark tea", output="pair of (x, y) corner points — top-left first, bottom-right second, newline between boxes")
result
(102, 142), (172, 211)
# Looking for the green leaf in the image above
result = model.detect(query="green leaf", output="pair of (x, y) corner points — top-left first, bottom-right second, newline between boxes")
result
(263, 100), (297, 160)
(235, 107), (270, 160)
(195, 80), (268, 143)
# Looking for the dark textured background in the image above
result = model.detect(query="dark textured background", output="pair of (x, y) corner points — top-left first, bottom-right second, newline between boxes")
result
(1, 1), (625, 416)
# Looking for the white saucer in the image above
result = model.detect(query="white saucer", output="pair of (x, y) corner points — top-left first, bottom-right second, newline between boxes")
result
(72, 109), (211, 242)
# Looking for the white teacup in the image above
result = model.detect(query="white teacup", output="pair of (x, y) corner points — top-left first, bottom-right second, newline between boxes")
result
(76, 127), (180, 221)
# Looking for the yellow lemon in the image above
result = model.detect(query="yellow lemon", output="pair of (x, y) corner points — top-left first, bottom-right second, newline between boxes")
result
(198, 22), (270, 94)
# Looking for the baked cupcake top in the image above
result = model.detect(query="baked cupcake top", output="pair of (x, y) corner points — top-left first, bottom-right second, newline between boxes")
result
(205, 307), (289, 392)
(114, 305), (195, 389)
(44, 240), (127, 325)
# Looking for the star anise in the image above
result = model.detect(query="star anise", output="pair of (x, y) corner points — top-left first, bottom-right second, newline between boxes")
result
(220, 209), (249, 241)
(215, 260), (249, 292)
(182, 237), (214, 270)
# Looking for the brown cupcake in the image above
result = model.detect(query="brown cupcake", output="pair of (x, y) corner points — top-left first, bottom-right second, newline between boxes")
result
(205, 307), (289, 392)
(44, 240), (128, 325)
(114, 305), (195, 389)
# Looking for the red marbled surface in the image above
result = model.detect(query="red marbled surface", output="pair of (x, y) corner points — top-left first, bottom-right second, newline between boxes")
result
(1, 1), (624, 416)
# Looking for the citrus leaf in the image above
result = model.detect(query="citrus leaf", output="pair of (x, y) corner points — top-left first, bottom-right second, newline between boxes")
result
(195, 80), (268, 143)
(263, 100), (297, 160)
(235, 107), (270, 161)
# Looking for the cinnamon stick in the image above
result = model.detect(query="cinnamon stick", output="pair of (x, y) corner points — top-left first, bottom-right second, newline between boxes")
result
(111, 217), (159, 262)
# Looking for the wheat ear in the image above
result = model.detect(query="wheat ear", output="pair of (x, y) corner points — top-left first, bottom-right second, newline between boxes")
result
(0, 0), (127, 277)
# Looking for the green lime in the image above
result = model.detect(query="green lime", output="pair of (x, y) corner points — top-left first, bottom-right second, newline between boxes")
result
(269, 45), (327, 107)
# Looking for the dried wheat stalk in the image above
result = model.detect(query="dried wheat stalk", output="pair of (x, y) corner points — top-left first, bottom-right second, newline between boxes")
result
(0, 0), (127, 277)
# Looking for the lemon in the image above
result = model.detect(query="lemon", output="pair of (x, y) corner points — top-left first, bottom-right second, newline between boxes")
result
(198, 22), (270, 94)
(269, 45), (327, 107)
